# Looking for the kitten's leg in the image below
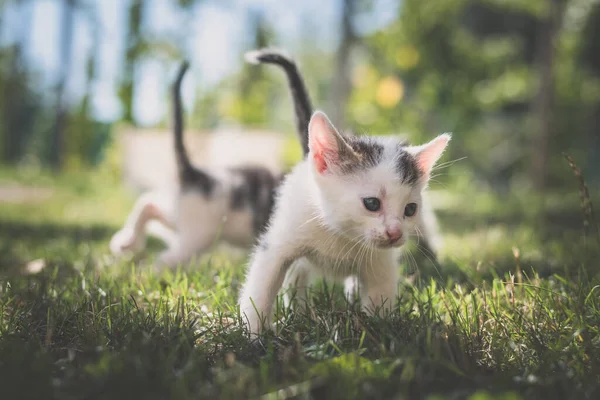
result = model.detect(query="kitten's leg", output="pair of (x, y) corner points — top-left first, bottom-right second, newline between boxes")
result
(155, 227), (217, 269)
(360, 254), (399, 316)
(155, 192), (222, 269)
(282, 257), (313, 310)
(146, 221), (178, 250)
(110, 191), (175, 256)
(343, 275), (361, 304)
(239, 246), (295, 336)
(414, 193), (442, 260)
(156, 241), (193, 269)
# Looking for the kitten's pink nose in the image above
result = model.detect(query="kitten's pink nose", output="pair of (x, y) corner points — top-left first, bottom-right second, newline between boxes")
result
(385, 227), (403, 242)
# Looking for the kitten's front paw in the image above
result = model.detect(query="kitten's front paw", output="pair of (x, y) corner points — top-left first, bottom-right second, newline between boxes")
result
(344, 276), (361, 303)
(110, 228), (145, 256)
(239, 303), (270, 337)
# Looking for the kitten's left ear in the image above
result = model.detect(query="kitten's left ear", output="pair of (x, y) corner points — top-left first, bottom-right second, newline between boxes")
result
(308, 111), (357, 174)
(410, 133), (451, 176)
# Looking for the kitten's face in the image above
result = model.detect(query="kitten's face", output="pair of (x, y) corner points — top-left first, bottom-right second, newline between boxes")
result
(307, 111), (450, 249)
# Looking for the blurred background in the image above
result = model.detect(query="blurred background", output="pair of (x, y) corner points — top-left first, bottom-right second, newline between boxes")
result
(2, 0), (600, 274)
(2, 0), (600, 187)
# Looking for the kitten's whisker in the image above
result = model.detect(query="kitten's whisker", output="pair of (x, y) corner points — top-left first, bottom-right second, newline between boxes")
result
(414, 225), (437, 263)
(356, 238), (372, 280)
(368, 242), (376, 282)
(414, 226), (437, 261)
(369, 241), (375, 280)
(356, 240), (370, 280)
(349, 238), (367, 292)
(331, 232), (363, 274)
(345, 235), (368, 274)
(351, 239), (364, 274)
(322, 227), (351, 257)
(403, 248), (412, 275)
(415, 246), (442, 280)
(427, 177), (449, 189)
(431, 156), (467, 171)
(410, 248), (422, 280)
(412, 229), (442, 279)
(414, 226), (422, 242)
(298, 213), (323, 229)
(417, 243), (438, 267)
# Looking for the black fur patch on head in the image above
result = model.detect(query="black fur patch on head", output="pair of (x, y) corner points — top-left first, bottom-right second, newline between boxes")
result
(336, 136), (384, 174)
(229, 167), (282, 236)
(395, 145), (421, 185)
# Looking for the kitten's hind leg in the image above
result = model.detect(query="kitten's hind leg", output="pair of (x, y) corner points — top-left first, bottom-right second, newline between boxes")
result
(155, 202), (221, 270)
(146, 221), (178, 250)
(110, 191), (175, 256)
(155, 230), (216, 270)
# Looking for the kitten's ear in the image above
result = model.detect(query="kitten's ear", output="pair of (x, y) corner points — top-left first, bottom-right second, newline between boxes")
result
(411, 133), (451, 176)
(308, 111), (355, 174)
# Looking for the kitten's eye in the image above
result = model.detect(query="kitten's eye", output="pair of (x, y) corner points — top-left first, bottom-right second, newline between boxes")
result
(404, 203), (418, 217)
(362, 197), (381, 212)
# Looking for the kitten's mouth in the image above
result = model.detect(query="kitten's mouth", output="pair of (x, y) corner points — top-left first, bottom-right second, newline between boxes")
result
(374, 237), (405, 249)
(389, 237), (402, 245)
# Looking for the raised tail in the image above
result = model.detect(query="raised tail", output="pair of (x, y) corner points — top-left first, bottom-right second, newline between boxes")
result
(245, 48), (313, 157)
(171, 61), (215, 194)
(173, 61), (193, 181)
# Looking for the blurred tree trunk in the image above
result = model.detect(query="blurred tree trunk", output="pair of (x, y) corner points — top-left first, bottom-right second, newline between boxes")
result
(1, 0), (34, 164)
(2, 45), (29, 163)
(82, 7), (99, 120)
(119, 0), (144, 125)
(329, 0), (357, 128)
(70, 5), (100, 167)
(530, 0), (566, 190)
(51, 0), (76, 170)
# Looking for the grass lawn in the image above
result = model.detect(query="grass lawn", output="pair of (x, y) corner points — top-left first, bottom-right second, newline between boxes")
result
(0, 166), (599, 400)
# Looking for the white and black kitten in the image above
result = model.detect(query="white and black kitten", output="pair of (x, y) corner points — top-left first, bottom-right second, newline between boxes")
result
(110, 63), (270, 266)
(239, 111), (450, 335)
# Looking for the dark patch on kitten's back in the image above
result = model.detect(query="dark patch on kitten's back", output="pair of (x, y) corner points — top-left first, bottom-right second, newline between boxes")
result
(181, 169), (217, 196)
(230, 167), (282, 236)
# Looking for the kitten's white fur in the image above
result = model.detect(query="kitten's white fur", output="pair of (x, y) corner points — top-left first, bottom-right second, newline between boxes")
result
(239, 111), (450, 335)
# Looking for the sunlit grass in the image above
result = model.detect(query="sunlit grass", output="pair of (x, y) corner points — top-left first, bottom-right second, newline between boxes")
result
(0, 167), (598, 399)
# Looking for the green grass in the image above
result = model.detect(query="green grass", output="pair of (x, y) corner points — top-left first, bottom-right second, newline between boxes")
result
(0, 166), (599, 400)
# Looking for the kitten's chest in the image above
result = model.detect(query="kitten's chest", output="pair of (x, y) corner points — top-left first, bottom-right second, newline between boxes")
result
(306, 233), (382, 276)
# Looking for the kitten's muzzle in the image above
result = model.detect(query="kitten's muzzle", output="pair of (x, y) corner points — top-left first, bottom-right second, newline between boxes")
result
(385, 227), (403, 244)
